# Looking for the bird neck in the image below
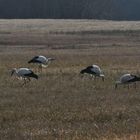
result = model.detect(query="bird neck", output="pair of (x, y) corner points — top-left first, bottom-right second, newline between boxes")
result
(15, 69), (18, 74)
(48, 58), (52, 62)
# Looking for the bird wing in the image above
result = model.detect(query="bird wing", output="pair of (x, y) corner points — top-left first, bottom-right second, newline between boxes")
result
(85, 66), (96, 74)
(23, 70), (38, 79)
(28, 56), (42, 63)
(86, 66), (93, 69)
(18, 68), (32, 76)
(33, 56), (39, 60)
(91, 65), (102, 75)
(120, 74), (135, 83)
(37, 56), (47, 64)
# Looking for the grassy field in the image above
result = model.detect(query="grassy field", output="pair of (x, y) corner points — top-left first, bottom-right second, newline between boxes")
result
(0, 19), (140, 140)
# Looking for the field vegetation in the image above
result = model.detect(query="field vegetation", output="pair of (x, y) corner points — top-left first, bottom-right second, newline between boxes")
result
(0, 20), (140, 140)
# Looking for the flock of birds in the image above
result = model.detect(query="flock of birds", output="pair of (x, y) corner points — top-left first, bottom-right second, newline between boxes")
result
(80, 65), (140, 89)
(11, 55), (140, 89)
(11, 55), (55, 85)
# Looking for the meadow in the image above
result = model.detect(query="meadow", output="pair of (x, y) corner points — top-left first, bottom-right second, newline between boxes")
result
(0, 19), (140, 140)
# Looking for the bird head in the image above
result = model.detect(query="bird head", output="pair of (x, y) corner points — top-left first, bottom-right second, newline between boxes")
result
(11, 68), (17, 76)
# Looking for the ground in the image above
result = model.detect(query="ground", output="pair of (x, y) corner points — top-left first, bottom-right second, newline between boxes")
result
(0, 20), (140, 140)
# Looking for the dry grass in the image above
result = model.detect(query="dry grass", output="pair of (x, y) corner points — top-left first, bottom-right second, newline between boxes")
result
(0, 19), (140, 140)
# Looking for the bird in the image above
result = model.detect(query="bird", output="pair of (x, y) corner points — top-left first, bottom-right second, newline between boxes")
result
(28, 55), (55, 72)
(11, 68), (38, 85)
(115, 73), (140, 89)
(80, 64), (105, 81)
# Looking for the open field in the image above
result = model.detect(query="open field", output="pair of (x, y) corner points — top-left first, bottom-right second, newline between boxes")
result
(0, 19), (140, 140)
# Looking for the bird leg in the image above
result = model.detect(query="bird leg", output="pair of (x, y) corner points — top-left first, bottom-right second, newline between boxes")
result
(94, 76), (98, 81)
(123, 84), (126, 88)
(90, 74), (94, 79)
(26, 78), (31, 83)
(22, 78), (27, 86)
(35, 67), (38, 74)
(40, 65), (43, 73)
(115, 84), (118, 89)
(101, 76), (105, 81)
(38, 65), (40, 73)
(38, 65), (42, 73)
(133, 82), (137, 89)
(127, 84), (130, 89)
(21, 78), (31, 86)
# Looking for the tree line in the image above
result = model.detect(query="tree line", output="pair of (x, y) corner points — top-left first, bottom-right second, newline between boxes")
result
(0, 0), (140, 20)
